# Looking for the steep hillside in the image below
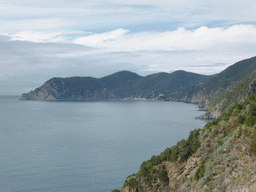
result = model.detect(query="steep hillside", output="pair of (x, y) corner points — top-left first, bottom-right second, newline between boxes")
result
(20, 70), (212, 101)
(180, 56), (256, 119)
(114, 92), (256, 192)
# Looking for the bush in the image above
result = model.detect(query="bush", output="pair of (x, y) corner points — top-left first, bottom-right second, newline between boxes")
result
(245, 116), (256, 127)
(136, 128), (202, 183)
(169, 145), (179, 162)
(215, 137), (222, 146)
(157, 168), (169, 186)
(123, 174), (139, 189)
(111, 190), (121, 192)
(213, 130), (219, 136)
(126, 178), (138, 188)
(140, 161), (153, 177)
(244, 99), (251, 109)
(170, 129), (201, 163)
(195, 159), (206, 181)
(248, 103), (256, 116)
(249, 94), (256, 101)
(187, 129), (201, 153)
(158, 147), (172, 162)
(238, 115), (246, 124)
(176, 139), (192, 162)
(249, 135), (256, 155)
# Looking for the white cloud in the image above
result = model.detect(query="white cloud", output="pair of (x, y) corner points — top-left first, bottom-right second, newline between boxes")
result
(1, 0), (256, 34)
(72, 25), (256, 52)
(10, 31), (66, 43)
(9, 30), (85, 43)
(1, 24), (256, 82)
(74, 29), (129, 47)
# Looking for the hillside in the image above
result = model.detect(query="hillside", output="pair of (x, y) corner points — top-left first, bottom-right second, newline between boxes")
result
(108, 56), (256, 192)
(20, 70), (212, 101)
(114, 92), (256, 192)
(178, 56), (256, 119)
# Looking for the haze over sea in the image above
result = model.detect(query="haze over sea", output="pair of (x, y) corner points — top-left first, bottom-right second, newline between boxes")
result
(0, 96), (209, 192)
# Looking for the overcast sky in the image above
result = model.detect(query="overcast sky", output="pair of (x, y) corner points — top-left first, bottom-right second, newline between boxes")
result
(1, 0), (256, 95)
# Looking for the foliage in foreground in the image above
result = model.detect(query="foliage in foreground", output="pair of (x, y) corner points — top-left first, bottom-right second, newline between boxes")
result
(122, 93), (256, 191)
(123, 129), (201, 186)
(111, 189), (121, 192)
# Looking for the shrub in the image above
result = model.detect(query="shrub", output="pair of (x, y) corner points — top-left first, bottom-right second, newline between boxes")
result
(195, 159), (206, 181)
(136, 128), (202, 184)
(248, 103), (256, 116)
(244, 99), (251, 109)
(187, 129), (201, 153)
(215, 137), (222, 146)
(244, 128), (249, 136)
(238, 127), (243, 135)
(249, 135), (256, 155)
(157, 167), (169, 186)
(111, 190), (121, 192)
(249, 94), (256, 101)
(126, 178), (139, 188)
(177, 139), (192, 163)
(123, 174), (139, 188)
(159, 147), (172, 162)
(238, 115), (246, 124)
(169, 145), (179, 162)
(150, 155), (162, 166)
(245, 116), (256, 127)
(234, 102), (243, 110)
(213, 130), (219, 136)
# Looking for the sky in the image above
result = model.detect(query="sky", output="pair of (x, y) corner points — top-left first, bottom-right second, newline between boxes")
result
(1, 0), (256, 95)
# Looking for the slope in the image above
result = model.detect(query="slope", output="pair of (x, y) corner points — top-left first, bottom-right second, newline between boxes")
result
(20, 70), (213, 101)
(182, 56), (256, 119)
(118, 85), (256, 192)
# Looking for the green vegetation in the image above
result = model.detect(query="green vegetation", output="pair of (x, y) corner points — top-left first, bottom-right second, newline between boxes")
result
(111, 190), (121, 192)
(123, 174), (139, 188)
(134, 129), (201, 185)
(132, 97), (256, 190)
(195, 159), (206, 181)
(157, 165), (169, 186)
(119, 56), (256, 191)
(249, 135), (256, 155)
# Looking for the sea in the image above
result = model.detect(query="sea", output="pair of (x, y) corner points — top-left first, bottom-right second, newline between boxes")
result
(0, 95), (210, 192)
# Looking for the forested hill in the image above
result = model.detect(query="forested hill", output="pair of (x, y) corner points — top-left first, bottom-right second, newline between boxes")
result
(19, 70), (213, 101)
(181, 56), (256, 119)
(20, 56), (256, 120)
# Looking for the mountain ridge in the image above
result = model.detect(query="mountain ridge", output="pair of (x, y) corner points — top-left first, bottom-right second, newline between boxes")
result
(20, 56), (256, 120)
(20, 70), (213, 101)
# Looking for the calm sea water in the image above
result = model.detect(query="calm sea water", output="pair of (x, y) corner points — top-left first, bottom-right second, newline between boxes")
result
(0, 96), (209, 192)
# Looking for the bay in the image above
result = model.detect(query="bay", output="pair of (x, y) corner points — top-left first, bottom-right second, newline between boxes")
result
(0, 96), (209, 192)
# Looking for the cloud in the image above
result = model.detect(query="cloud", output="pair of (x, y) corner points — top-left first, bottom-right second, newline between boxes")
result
(74, 29), (129, 47)
(10, 30), (85, 43)
(72, 25), (256, 53)
(1, 0), (256, 34)
(1, 24), (256, 83)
